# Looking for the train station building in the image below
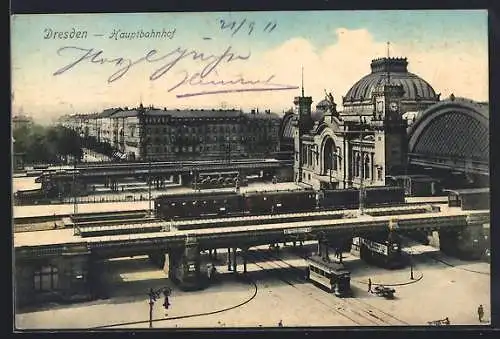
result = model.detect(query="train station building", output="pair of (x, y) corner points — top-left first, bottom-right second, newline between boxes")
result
(283, 57), (489, 192)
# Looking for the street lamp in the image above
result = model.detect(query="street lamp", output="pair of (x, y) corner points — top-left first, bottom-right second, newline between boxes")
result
(147, 140), (153, 217)
(72, 155), (78, 235)
(191, 168), (199, 191)
(225, 136), (231, 164)
(409, 248), (414, 280)
(147, 287), (171, 328)
(358, 125), (367, 216)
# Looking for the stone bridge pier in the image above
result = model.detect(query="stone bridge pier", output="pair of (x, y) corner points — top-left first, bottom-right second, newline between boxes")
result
(316, 232), (331, 261)
(225, 247), (249, 274)
(438, 223), (487, 260)
(147, 237), (205, 290)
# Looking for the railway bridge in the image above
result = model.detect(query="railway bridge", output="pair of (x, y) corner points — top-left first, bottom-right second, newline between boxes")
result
(14, 204), (489, 307)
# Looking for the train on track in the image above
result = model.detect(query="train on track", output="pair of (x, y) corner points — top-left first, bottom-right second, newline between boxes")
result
(154, 186), (406, 220)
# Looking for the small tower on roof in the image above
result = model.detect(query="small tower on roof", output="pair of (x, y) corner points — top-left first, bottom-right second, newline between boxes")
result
(294, 66), (313, 134)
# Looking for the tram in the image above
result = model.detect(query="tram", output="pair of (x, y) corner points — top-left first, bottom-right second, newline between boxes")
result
(356, 235), (404, 269)
(306, 255), (351, 297)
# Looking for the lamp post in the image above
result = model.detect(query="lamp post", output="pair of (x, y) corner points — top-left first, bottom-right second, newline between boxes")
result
(409, 248), (414, 280)
(147, 287), (171, 328)
(72, 156), (78, 235)
(148, 144), (152, 217)
(225, 137), (231, 165)
(358, 125), (367, 216)
(193, 168), (199, 191)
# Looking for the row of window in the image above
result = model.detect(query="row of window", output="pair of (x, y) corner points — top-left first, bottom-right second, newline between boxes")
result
(309, 265), (332, 279)
(32, 265), (86, 292)
(146, 144), (276, 153)
(353, 152), (373, 179)
(142, 125), (277, 134)
(300, 148), (341, 172)
(73, 123), (278, 135)
(143, 135), (276, 144)
(33, 266), (59, 291)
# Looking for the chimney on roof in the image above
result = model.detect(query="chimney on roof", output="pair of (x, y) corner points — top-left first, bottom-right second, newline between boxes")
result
(251, 109), (256, 114)
(164, 107), (167, 110)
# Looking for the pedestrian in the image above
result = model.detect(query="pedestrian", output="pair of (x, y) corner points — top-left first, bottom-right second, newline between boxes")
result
(278, 320), (283, 327)
(478, 304), (484, 322)
(368, 278), (372, 292)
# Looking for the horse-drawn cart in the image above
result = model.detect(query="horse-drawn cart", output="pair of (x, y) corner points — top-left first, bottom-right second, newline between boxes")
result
(373, 285), (396, 299)
(427, 318), (450, 326)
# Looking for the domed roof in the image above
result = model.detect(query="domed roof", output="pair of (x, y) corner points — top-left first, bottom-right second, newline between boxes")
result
(343, 58), (439, 104)
(316, 99), (330, 111)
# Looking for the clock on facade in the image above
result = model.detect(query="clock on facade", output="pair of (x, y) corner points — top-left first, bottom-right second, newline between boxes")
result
(389, 102), (399, 111)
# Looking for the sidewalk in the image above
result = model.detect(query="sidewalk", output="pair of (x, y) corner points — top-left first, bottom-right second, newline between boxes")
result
(16, 274), (256, 329)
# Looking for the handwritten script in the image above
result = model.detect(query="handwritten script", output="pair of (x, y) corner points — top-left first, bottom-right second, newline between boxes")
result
(53, 45), (298, 98)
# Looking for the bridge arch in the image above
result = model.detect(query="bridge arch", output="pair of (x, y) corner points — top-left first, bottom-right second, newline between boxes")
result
(407, 98), (489, 170)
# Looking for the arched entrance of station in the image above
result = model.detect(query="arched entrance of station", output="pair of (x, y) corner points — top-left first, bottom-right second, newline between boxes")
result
(323, 137), (336, 175)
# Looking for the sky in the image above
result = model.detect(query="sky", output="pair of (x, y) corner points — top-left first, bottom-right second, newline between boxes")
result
(11, 10), (488, 124)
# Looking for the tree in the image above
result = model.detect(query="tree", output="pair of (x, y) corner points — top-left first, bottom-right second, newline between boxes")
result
(12, 123), (83, 165)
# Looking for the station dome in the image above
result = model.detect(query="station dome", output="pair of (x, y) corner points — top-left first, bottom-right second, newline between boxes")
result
(343, 58), (440, 105)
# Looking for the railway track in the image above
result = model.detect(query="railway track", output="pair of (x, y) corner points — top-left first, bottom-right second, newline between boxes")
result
(426, 254), (489, 275)
(401, 237), (490, 276)
(245, 248), (409, 326)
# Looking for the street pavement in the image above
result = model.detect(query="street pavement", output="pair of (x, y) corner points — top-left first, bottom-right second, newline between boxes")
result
(15, 243), (490, 329)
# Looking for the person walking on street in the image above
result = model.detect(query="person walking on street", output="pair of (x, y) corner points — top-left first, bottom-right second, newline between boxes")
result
(478, 304), (484, 322)
(368, 278), (372, 293)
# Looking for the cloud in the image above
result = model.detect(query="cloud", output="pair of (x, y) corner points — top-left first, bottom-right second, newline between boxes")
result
(12, 27), (488, 122)
(228, 27), (488, 111)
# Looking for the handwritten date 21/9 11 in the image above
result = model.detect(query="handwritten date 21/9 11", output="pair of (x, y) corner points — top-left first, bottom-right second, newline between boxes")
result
(219, 18), (277, 36)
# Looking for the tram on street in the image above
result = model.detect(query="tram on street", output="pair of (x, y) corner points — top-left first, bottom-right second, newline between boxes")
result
(356, 235), (405, 269)
(306, 255), (351, 297)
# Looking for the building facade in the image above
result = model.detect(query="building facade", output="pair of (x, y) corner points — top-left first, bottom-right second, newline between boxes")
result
(291, 57), (441, 190)
(60, 105), (282, 161)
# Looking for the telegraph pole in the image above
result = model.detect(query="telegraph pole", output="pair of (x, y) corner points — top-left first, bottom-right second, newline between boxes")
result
(148, 152), (152, 217)
(147, 287), (171, 328)
(409, 248), (414, 280)
(72, 156), (78, 235)
(358, 125), (366, 216)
